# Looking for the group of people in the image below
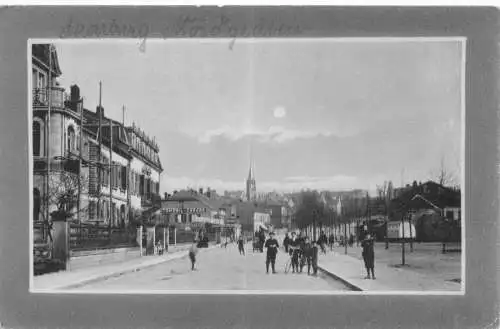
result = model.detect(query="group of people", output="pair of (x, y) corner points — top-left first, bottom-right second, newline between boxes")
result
(188, 229), (376, 280)
(284, 231), (320, 275)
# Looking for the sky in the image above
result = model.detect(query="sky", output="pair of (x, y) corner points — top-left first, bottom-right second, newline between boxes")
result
(53, 38), (463, 194)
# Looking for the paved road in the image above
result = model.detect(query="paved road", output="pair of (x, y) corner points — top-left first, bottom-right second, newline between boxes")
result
(70, 242), (350, 292)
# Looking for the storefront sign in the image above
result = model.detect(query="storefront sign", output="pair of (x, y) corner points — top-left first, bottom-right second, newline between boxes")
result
(162, 207), (206, 214)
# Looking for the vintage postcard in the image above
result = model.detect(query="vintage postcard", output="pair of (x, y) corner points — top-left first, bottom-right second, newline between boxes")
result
(29, 37), (465, 294)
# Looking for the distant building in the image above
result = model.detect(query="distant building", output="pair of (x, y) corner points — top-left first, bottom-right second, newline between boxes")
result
(245, 159), (256, 202)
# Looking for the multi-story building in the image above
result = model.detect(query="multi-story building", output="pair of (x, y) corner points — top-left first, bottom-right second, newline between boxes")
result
(126, 123), (162, 220)
(32, 43), (162, 231)
(32, 44), (88, 226)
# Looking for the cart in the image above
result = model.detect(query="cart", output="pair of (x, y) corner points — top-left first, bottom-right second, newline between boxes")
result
(252, 237), (263, 252)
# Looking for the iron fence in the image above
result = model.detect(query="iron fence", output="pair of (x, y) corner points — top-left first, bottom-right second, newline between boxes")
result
(70, 223), (138, 251)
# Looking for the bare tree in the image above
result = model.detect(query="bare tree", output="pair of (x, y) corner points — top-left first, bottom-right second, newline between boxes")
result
(433, 156), (457, 187)
(39, 171), (89, 225)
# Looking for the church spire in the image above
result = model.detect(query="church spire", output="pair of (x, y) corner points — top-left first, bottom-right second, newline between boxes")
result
(246, 138), (256, 201)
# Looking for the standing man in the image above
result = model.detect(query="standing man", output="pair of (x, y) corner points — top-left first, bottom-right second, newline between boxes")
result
(188, 238), (199, 271)
(264, 231), (280, 274)
(289, 232), (300, 273)
(237, 234), (245, 255)
(361, 233), (375, 279)
(283, 233), (290, 253)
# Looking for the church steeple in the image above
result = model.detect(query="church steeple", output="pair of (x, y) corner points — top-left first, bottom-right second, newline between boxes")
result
(246, 140), (256, 201)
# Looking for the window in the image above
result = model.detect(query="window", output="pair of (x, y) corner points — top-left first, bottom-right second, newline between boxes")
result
(37, 72), (46, 89)
(67, 126), (75, 154)
(33, 188), (40, 222)
(32, 69), (38, 89)
(32, 121), (42, 156)
(146, 178), (151, 197)
(89, 201), (97, 220)
(121, 166), (127, 190)
(139, 175), (144, 196)
(446, 211), (454, 220)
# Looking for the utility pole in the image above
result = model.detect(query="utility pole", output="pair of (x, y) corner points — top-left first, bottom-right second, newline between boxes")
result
(77, 97), (84, 223)
(401, 207), (406, 266)
(97, 82), (103, 225)
(46, 44), (53, 226)
(109, 118), (113, 228)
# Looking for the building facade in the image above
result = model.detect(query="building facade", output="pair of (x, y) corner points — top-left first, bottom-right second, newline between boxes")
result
(32, 44), (88, 226)
(32, 43), (162, 231)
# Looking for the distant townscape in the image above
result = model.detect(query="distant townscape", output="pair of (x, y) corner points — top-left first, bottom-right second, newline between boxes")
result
(31, 42), (462, 293)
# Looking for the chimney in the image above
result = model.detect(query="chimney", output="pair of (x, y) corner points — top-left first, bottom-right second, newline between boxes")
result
(69, 85), (80, 111)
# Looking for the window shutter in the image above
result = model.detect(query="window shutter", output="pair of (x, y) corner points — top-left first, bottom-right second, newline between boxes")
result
(117, 165), (122, 189)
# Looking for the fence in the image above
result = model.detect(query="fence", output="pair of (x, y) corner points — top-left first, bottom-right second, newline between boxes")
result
(70, 223), (138, 251)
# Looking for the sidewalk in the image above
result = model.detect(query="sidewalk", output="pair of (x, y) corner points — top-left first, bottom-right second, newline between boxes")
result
(318, 243), (462, 292)
(32, 243), (218, 291)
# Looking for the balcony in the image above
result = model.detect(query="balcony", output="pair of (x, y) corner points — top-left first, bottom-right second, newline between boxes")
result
(32, 87), (65, 109)
(32, 157), (80, 175)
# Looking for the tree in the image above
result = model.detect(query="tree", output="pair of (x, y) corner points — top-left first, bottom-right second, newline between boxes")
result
(294, 190), (325, 232)
(432, 156), (457, 187)
(39, 171), (89, 224)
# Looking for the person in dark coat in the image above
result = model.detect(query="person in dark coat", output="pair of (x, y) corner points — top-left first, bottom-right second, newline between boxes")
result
(302, 237), (319, 275)
(289, 232), (300, 273)
(237, 235), (245, 255)
(264, 231), (280, 274)
(188, 239), (199, 271)
(361, 233), (375, 279)
(283, 233), (290, 253)
(328, 233), (334, 250)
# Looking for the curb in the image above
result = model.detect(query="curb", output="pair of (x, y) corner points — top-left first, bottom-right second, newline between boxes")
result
(54, 245), (219, 290)
(317, 265), (363, 291)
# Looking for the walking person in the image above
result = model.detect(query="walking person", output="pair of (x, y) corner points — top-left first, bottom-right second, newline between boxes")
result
(237, 235), (245, 255)
(264, 231), (279, 274)
(361, 233), (375, 279)
(188, 238), (199, 271)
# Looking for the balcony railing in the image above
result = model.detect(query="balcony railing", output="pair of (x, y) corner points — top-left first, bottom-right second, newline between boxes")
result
(32, 87), (65, 109)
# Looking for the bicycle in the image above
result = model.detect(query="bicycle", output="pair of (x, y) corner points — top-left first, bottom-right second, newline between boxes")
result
(284, 247), (301, 274)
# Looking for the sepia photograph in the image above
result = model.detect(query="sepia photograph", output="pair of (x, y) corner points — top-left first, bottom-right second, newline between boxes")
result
(29, 38), (465, 294)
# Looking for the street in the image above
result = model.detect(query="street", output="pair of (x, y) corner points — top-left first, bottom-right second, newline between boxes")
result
(68, 241), (351, 292)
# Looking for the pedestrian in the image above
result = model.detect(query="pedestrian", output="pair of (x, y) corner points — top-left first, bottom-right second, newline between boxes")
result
(289, 232), (300, 273)
(264, 231), (280, 274)
(361, 233), (375, 279)
(311, 240), (319, 275)
(319, 231), (327, 254)
(329, 233), (334, 251)
(303, 237), (317, 275)
(349, 234), (354, 247)
(237, 235), (245, 255)
(298, 234), (307, 273)
(188, 238), (199, 271)
(283, 233), (290, 253)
